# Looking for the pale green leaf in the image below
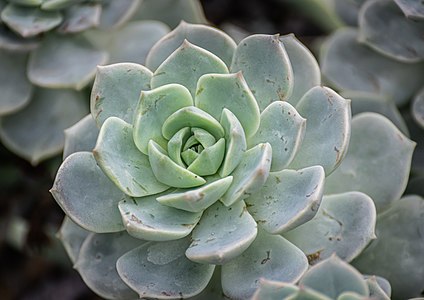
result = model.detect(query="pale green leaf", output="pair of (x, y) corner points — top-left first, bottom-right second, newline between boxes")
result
(63, 114), (99, 160)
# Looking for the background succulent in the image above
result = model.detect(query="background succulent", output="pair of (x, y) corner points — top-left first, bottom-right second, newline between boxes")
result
(49, 21), (415, 299)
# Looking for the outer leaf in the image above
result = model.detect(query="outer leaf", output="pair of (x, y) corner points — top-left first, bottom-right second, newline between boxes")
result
(116, 237), (215, 299)
(93, 117), (168, 197)
(63, 114), (99, 160)
(412, 86), (424, 129)
(289, 86), (351, 175)
(248, 101), (306, 171)
(251, 280), (299, 300)
(325, 113), (415, 212)
(157, 176), (233, 212)
(286, 287), (333, 300)
(283, 192), (376, 264)
(218, 108), (247, 177)
(57, 217), (90, 264)
(221, 143), (272, 206)
(246, 166), (325, 234)
(0, 48), (32, 115)
(146, 21), (235, 70)
(186, 200), (257, 264)
(98, 0), (140, 29)
(280, 34), (321, 106)
(0, 25), (40, 51)
(75, 232), (142, 300)
(195, 72), (260, 138)
(299, 256), (369, 299)
(28, 34), (108, 90)
(41, 0), (83, 10)
(1, 4), (62, 37)
(133, 84), (193, 154)
(51, 152), (125, 233)
(151, 40), (229, 97)
(321, 28), (424, 106)
(0, 88), (87, 165)
(358, 0), (424, 62)
(394, 0), (424, 20)
(57, 3), (101, 33)
(118, 193), (202, 242)
(188, 267), (226, 300)
(230, 34), (293, 111)
(221, 230), (308, 300)
(352, 196), (424, 299)
(365, 276), (390, 300)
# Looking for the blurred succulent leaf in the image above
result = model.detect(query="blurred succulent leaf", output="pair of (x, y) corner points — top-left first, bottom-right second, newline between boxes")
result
(63, 114), (99, 160)
(146, 21), (235, 71)
(57, 217), (90, 264)
(117, 237), (215, 299)
(98, 0), (141, 29)
(93, 117), (168, 197)
(134, 0), (207, 28)
(251, 280), (298, 300)
(91, 63), (152, 128)
(51, 151), (125, 233)
(280, 34), (321, 106)
(0, 88), (87, 164)
(352, 195), (424, 299)
(412, 86), (424, 128)
(188, 267), (226, 300)
(221, 143), (272, 206)
(393, 0), (424, 20)
(221, 230), (308, 300)
(325, 113), (415, 212)
(289, 86), (351, 175)
(364, 276), (390, 300)
(57, 3), (101, 33)
(321, 28), (424, 106)
(284, 192), (376, 264)
(246, 165), (325, 234)
(8, 0), (43, 5)
(299, 256), (369, 298)
(0, 25), (40, 51)
(231, 34), (294, 111)
(41, 0), (84, 10)
(186, 200), (257, 265)
(1, 4), (62, 37)
(358, 0), (424, 62)
(151, 40), (229, 96)
(75, 232), (142, 299)
(28, 34), (108, 90)
(118, 193), (202, 241)
(248, 101), (306, 171)
(0, 48), (32, 115)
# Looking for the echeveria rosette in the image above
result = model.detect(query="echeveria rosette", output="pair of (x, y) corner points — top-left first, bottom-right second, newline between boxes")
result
(51, 23), (381, 300)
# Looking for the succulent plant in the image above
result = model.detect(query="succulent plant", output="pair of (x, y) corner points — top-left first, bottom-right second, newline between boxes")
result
(252, 255), (392, 300)
(51, 22), (414, 299)
(0, 0), (208, 164)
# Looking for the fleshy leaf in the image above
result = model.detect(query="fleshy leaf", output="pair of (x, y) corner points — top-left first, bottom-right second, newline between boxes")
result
(219, 108), (247, 177)
(57, 217), (90, 264)
(221, 143), (272, 206)
(63, 114), (99, 160)
(352, 196), (424, 299)
(0, 25), (40, 51)
(28, 34), (108, 90)
(283, 192), (376, 264)
(246, 166), (325, 234)
(280, 34), (321, 106)
(98, 0), (140, 29)
(1, 4), (62, 37)
(187, 138), (225, 176)
(0, 88), (87, 165)
(230, 34), (293, 111)
(221, 230), (308, 300)
(394, 0), (424, 20)
(195, 72), (260, 138)
(116, 237), (215, 299)
(0, 48), (32, 115)
(162, 106), (225, 140)
(286, 287), (333, 300)
(251, 280), (299, 300)
(321, 28), (424, 106)
(157, 176), (233, 212)
(325, 113), (415, 212)
(248, 101), (306, 171)
(365, 276), (390, 300)
(186, 200), (257, 264)
(146, 21), (235, 70)
(57, 3), (101, 33)
(336, 292), (367, 300)
(118, 193), (202, 241)
(75, 232), (142, 300)
(168, 127), (191, 167)
(412, 86), (424, 128)
(148, 140), (206, 188)
(192, 127), (215, 147)
(51, 152), (125, 233)
(91, 63), (152, 128)
(41, 0), (83, 10)
(151, 40), (229, 96)
(299, 256), (369, 299)
(289, 86), (350, 175)
(133, 84), (193, 154)
(8, 0), (43, 5)
(93, 117), (168, 197)
(358, 0), (424, 62)
(188, 267), (226, 300)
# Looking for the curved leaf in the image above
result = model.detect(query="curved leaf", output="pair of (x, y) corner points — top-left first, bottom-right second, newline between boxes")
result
(57, 217), (90, 264)
(57, 3), (101, 33)
(98, 0), (140, 29)
(412, 86), (424, 129)
(251, 280), (298, 300)
(394, 0), (424, 20)
(63, 114), (99, 160)
(0, 25), (40, 51)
